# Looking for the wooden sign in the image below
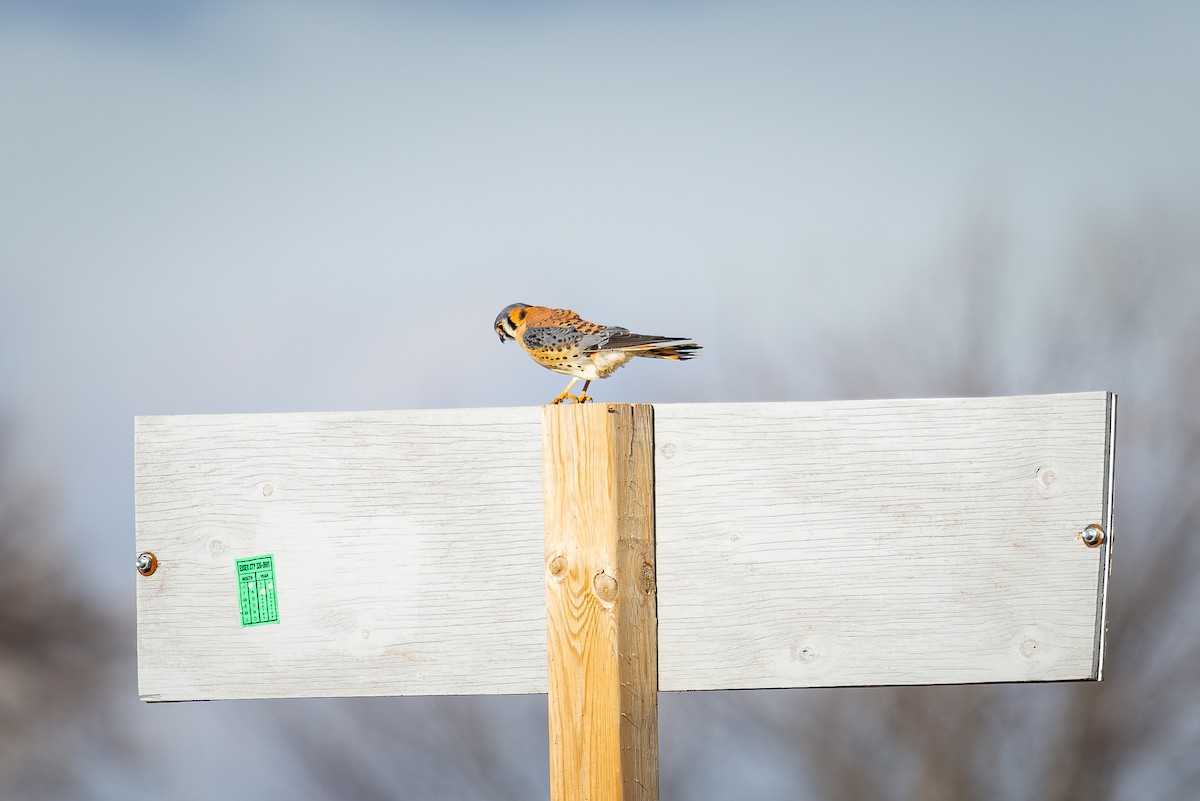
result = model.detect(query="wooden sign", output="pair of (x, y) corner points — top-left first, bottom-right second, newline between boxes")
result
(135, 392), (1114, 702)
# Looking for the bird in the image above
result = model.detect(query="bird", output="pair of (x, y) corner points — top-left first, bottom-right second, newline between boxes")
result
(494, 303), (701, 404)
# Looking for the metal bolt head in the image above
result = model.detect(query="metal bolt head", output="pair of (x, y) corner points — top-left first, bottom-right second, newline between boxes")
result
(136, 552), (158, 576)
(1081, 524), (1105, 548)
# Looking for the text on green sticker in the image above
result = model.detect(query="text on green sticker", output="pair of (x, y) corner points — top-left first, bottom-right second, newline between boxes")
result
(237, 554), (279, 626)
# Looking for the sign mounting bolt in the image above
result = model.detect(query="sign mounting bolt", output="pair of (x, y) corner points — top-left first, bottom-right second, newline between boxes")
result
(1081, 524), (1105, 548)
(136, 552), (158, 576)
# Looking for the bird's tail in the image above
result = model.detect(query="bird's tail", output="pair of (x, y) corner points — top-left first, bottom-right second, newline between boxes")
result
(630, 342), (702, 361)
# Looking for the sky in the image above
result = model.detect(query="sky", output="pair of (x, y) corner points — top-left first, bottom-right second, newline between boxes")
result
(1, 1), (1198, 798)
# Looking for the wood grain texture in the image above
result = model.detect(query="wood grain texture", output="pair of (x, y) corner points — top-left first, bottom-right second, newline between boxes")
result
(136, 392), (1113, 700)
(135, 407), (546, 700)
(653, 392), (1114, 690)
(543, 404), (658, 801)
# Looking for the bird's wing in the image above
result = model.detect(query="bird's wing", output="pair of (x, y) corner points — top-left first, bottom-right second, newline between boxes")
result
(522, 307), (610, 351)
(581, 327), (690, 352)
(521, 306), (690, 352)
(522, 325), (583, 350)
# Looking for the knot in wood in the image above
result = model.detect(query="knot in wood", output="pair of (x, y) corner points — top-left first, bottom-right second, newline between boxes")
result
(1035, 466), (1062, 498)
(548, 554), (568, 579)
(639, 561), (656, 595)
(592, 571), (618, 603)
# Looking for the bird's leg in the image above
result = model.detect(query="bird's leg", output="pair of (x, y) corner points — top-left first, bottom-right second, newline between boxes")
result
(573, 380), (593, 404)
(550, 378), (580, 405)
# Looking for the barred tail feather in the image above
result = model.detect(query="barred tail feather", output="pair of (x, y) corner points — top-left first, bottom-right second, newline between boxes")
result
(630, 342), (702, 361)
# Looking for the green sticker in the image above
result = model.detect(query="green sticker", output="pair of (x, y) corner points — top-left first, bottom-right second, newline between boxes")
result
(237, 555), (279, 627)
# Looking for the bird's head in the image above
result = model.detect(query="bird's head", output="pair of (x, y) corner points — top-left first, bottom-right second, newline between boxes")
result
(494, 303), (531, 343)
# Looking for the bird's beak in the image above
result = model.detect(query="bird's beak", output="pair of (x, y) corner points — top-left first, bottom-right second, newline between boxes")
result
(497, 332), (507, 343)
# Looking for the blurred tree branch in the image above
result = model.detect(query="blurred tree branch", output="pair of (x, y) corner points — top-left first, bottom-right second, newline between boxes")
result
(0, 432), (126, 799)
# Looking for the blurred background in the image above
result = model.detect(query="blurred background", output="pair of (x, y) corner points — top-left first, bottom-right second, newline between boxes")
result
(2, 1), (1198, 799)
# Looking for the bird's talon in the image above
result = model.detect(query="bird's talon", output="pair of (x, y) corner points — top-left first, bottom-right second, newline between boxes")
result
(573, 394), (593, 404)
(550, 392), (580, 405)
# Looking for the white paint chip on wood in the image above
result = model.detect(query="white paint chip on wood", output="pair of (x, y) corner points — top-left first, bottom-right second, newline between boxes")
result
(135, 392), (1114, 701)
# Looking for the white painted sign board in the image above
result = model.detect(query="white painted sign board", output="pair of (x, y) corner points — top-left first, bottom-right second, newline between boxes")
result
(135, 392), (1114, 701)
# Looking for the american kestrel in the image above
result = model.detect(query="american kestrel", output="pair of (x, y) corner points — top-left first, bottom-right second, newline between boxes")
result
(494, 303), (701, 404)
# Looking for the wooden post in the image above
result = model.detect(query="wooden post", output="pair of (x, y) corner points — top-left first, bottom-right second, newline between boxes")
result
(542, 403), (658, 801)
